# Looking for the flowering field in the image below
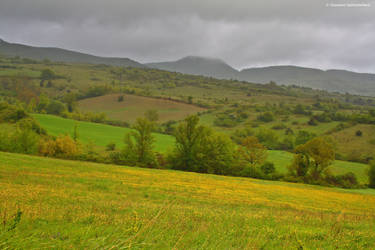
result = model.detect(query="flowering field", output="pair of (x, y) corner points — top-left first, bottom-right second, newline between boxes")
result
(1, 152), (374, 249)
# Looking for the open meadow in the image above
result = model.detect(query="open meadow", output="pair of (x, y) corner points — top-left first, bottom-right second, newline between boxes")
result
(32, 114), (175, 152)
(0, 152), (375, 249)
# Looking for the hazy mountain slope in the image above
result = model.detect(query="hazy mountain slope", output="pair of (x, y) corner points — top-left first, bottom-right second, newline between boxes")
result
(1, 38), (374, 96)
(0, 39), (145, 68)
(239, 66), (375, 96)
(147, 56), (239, 79)
(148, 56), (375, 96)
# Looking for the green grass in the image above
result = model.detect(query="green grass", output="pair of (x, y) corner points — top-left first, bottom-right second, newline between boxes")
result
(0, 152), (374, 249)
(33, 114), (175, 152)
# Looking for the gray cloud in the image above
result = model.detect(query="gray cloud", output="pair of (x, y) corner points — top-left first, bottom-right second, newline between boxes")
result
(0, 0), (374, 72)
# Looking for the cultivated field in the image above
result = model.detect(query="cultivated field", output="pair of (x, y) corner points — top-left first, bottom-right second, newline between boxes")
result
(0, 152), (374, 249)
(78, 94), (206, 123)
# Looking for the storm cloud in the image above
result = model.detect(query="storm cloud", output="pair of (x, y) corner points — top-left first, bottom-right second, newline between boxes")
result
(0, 0), (374, 72)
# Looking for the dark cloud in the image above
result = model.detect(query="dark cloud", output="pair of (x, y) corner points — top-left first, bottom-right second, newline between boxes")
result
(0, 0), (374, 72)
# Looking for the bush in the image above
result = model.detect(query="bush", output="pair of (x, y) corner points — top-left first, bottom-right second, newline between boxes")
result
(106, 142), (116, 151)
(46, 100), (66, 115)
(256, 129), (279, 149)
(271, 123), (286, 130)
(0, 128), (39, 155)
(325, 172), (359, 188)
(39, 135), (80, 159)
(261, 162), (275, 175)
(355, 130), (363, 137)
(369, 161), (375, 188)
(257, 112), (275, 123)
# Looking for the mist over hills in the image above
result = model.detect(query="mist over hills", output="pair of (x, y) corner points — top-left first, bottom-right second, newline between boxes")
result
(1, 38), (374, 96)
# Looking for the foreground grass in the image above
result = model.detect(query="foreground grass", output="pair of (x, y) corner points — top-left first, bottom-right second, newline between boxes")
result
(33, 114), (175, 152)
(0, 152), (375, 249)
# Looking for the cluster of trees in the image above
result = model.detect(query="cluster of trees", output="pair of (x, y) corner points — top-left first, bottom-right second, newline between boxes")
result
(106, 115), (368, 188)
(231, 127), (316, 152)
(109, 115), (277, 179)
(1, 102), (375, 189)
(287, 137), (363, 188)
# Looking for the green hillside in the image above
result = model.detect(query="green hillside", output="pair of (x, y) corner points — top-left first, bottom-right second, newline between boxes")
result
(0, 152), (374, 249)
(34, 114), (369, 183)
(33, 114), (175, 152)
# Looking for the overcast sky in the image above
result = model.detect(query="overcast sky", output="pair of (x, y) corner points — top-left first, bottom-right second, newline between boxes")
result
(0, 0), (374, 72)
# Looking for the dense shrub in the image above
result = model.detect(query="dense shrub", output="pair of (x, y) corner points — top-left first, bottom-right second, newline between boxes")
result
(256, 129), (279, 149)
(369, 161), (375, 188)
(325, 172), (359, 188)
(39, 135), (80, 159)
(0, 128), (39, 155)
(257, 112), (275, 123)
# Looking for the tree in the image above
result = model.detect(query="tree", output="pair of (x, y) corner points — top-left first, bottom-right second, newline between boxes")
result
(72, 123), (79, 142)
(188, 96), (193, 104)
(40, 69), (56, 80)
(170, 115), (238, 175)
(257, 112), (274, 122)
(144, 110), (159, 122)
(295, 130), (316, 146)
(256, 128), (279, 149)
(171, 115), (206, 172)
(46, 100), (66, 115)
(123, 118), (157, 167)
(64, 93), (77, 112)
(261, 162), (275, 175)
(291, 137), (335, 181)
(369, 161), (375, 188)
(238, 136), (267, 168)
(36, 94), (50, 113)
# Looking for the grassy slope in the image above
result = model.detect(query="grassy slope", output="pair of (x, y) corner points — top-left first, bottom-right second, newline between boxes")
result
(78, 94), (206, 123)
(32, 114), (175, 152)
(0, 152), (374, 249)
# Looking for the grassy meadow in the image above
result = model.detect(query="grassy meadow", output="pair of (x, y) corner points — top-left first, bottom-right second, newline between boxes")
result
(32, 114), (175, 152)
(0, 152), (374, 249)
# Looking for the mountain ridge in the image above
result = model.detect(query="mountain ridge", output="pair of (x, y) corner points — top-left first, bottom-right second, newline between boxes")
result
(0, 39), (145, 68)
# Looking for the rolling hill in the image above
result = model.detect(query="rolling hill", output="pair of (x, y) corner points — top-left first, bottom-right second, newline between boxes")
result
(0, 38), (144, 68)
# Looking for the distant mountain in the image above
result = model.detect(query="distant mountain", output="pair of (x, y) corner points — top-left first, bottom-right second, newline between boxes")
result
(148, 56), (375, 96)
(0, 38), (145, 68)
(146, 56), (239, 79)
(238, 66), (375, 96)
